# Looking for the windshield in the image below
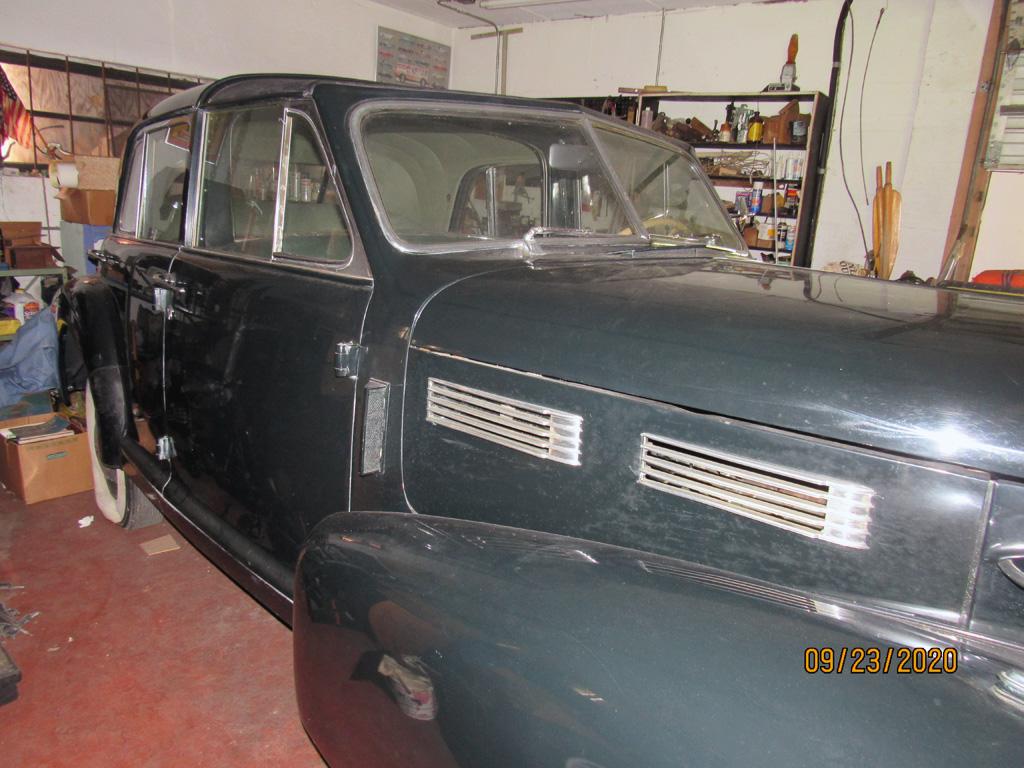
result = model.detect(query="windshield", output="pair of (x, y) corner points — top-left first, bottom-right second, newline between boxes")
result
(594, 127), (743, 249)
(358, 106), (744, 254)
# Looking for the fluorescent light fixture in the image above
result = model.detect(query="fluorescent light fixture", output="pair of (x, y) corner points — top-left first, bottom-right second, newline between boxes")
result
(478, 0), (587, 9)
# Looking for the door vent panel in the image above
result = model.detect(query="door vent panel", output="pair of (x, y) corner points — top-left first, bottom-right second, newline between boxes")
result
(426, 378), (582, 466)
(639, 433), (872, 548)
(360, 379), (390, 476)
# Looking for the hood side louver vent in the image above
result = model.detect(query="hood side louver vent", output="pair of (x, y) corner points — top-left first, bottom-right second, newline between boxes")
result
(639, 434), (872, 548)
(427, 379), (582, 466)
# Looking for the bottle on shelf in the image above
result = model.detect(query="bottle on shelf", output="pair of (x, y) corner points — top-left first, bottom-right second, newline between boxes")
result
(747, 112), (764, 144)
(749, 181), (764, 215)
(784, 187), (800, 216)
(734, 104), (752, 143)
(719, 120), (733, 143)
(780, 34), (799, 91)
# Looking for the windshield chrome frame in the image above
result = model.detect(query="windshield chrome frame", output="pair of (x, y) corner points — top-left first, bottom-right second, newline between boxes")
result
(350, 100), (648, 256)
(348, 99), (742, 257)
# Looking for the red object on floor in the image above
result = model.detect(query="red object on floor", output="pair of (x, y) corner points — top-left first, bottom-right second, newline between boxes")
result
(0, 489), (324, 767)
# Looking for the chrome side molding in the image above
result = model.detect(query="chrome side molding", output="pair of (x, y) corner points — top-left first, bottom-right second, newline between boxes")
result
(638, 433), (873, 548)
(426, 378), (583, 466)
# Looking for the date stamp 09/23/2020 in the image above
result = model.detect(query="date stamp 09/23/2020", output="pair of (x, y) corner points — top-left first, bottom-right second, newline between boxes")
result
(804, 647), (959, 674)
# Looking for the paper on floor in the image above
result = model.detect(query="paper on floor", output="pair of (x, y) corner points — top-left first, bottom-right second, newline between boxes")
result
(140, 534), (180, 556)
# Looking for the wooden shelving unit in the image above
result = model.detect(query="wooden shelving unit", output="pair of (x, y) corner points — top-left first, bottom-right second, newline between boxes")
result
(632, 90), (829, 268)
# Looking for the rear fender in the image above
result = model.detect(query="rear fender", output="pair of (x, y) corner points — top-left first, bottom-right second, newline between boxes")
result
(294, 512), (1024, 768)
(60, 277), (135, 467)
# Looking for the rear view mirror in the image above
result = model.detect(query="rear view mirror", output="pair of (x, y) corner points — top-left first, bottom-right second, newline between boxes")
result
(548, 143), (599, 173)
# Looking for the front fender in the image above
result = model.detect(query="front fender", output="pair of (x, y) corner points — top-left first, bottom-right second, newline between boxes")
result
(294, 512), (1024, 768)
(60, 276), (134, 467)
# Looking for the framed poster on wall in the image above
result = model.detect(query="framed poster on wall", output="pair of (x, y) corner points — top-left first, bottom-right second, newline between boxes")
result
(376, 27), (450, 89)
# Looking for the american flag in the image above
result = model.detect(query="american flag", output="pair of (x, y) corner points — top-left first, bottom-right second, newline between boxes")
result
(1, 67), (33, 149)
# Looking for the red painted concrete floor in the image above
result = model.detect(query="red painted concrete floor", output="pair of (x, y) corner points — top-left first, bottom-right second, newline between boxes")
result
(0, 488), (325, 767)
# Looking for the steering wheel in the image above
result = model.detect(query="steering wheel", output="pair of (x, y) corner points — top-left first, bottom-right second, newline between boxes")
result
(641, 214), (691, 237)
(620, 214), (692, 238)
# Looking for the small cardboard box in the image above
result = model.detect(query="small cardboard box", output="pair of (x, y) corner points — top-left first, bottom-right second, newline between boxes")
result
(58, 189), (116, 227)
(51, 157), (120, 191)
(0, 417), (93, 505)
(0, 222), (42, 250)
(9, 244), (59, 269)
(0, 414), (46, 492)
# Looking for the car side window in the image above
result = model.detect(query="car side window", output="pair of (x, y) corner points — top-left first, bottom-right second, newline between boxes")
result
(116, 138), (144, 236)
(198, 106), (283, 259)
(279, 115), (351, 263)
(139, 121), (191, 243)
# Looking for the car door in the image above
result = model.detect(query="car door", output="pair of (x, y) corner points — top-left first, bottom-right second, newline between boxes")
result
(100, 118), (192, 440)
(160, 103), (372, 570)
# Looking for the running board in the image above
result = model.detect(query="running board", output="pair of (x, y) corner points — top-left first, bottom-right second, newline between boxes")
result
(120, 437), (294, 624)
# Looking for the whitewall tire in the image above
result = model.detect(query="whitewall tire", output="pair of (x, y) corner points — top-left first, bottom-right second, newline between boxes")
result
(84, 384), (162, 529)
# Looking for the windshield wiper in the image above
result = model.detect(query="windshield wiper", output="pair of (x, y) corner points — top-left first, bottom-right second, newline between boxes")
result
(521, 226), (645, 256)
(523, 226), (599, 242)
(647, 232), (749, 257)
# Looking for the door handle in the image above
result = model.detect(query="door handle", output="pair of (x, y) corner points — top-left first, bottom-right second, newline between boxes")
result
(88, 249), (122, 267)
(151, 272), (188, 295)
(998, 557), (1024, 590)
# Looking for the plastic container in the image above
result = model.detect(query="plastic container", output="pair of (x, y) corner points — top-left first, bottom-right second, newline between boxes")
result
(3, 291), (40, 324)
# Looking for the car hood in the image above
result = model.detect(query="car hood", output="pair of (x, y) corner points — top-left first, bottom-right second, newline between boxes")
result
(411, 256), (1024, 478)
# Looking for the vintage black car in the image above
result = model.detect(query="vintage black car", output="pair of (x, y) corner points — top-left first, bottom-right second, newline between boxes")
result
(61, 75), (1024, 766)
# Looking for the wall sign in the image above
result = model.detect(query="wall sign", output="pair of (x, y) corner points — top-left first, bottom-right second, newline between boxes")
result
(376, 27), (450, 89)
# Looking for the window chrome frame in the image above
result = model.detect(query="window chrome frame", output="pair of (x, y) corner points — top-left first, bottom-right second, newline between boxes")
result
(272, 108), (360, 271)
(187, 101), (370, 279)
(114, 134), (147, 238)
(136, 116), (194, 246)
(348, 99), (650, 256)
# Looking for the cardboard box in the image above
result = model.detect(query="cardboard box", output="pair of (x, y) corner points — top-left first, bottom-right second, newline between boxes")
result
(8, 244), (59, 269)
(58, 189), (116, 226)
(51, 156), (120, 191)
(0, 414), (47, 490)
(0, 222), (42, 250)
(0, 416), (93, 504)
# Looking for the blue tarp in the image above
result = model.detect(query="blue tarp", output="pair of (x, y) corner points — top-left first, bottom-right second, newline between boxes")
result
(0, 310), (58, 409)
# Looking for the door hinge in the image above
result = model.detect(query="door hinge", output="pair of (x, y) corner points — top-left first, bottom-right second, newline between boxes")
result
(334, 342), (363, 379)
(156, 435), (177, 461)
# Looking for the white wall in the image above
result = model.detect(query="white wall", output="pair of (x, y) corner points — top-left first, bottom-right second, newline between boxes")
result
(973, 171), (1024, 273)
(3, 0), (451, 79)
(451, 0), (992, 278)
(1, 0), (452, 249)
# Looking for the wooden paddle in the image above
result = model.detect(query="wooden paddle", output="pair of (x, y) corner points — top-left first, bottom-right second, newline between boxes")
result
(872, 166), (882, 275)
(879, 161), (902, 280)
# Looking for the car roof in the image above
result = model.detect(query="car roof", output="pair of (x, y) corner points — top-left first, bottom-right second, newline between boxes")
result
(146, 73), (584, 121)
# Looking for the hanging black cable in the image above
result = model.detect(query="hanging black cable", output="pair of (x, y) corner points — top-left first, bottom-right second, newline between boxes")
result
(859, 7), (886, 205)
(803, 0), (854, 263)
(838, 12), (870, 260)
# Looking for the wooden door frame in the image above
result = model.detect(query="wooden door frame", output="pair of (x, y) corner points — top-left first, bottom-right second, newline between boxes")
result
(941, 0), (1009, 282)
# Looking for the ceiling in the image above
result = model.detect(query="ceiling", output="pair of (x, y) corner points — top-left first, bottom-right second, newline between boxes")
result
(377, 0), (773, 29)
